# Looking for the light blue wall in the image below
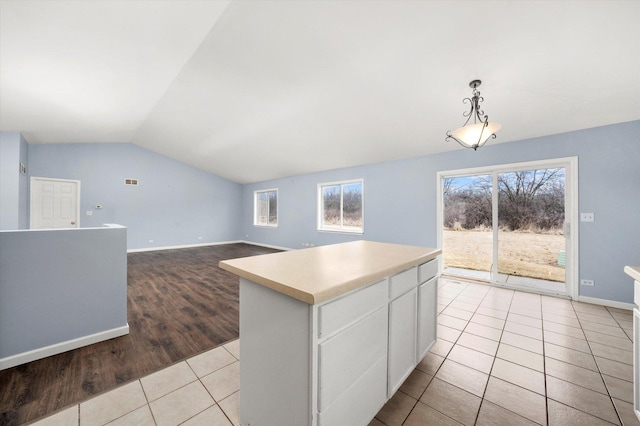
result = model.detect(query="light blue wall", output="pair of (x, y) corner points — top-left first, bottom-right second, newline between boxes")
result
(18, 134), (29, 229)
(242, 121), (640, 304)
(1, 131), (31, 230)
(0, 132), (21, 230)
(29, 143), (242, 250)
(0, 225), (127, 365)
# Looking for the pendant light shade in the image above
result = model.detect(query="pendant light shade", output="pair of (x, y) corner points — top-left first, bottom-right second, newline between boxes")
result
(446, 80), (500, 150)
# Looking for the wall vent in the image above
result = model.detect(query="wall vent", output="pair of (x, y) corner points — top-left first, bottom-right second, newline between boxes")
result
(124, 178), (139, 186)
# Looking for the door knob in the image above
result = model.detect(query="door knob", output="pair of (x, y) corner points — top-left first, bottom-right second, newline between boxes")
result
(71, 221), (76, 225)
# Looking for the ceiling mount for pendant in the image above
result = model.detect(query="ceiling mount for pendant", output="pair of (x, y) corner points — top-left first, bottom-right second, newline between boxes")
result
(446, 79), (501, 151)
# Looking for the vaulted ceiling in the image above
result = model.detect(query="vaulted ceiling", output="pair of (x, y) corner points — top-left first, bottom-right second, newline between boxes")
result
(1, 1), (639, 183)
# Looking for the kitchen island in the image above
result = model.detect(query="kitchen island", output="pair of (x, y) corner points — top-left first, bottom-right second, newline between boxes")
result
(626, 265), (640, 422)
(220, 240), (441, 426)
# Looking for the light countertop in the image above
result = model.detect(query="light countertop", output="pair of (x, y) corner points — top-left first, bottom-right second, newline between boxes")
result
(219, 240), (441, 305)
(625, 266), (640, 282)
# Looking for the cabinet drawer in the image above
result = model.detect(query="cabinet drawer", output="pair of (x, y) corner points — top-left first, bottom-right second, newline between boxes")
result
(318, 355), (387, 426)
(419, 259), (438, 283)
(389, 267), (418, 299)
(318, 305), (388, 411)
(635, 281), (640, 307)
(318, 279), (388, 339)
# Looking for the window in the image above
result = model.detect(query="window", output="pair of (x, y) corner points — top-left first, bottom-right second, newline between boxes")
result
(254, 189), (278, 227)
(318, 179), (363, 233)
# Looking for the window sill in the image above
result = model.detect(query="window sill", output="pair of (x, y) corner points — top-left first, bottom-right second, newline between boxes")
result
(317, 228), (364, 235)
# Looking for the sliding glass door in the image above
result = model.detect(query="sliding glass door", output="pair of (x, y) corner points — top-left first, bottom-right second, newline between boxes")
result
(442, 174), (493, 282)
(495, 168), (567, 293)
(438, 158), (576, 297)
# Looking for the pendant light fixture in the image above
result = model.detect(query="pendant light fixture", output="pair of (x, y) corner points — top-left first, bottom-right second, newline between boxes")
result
(446, 80), (501, 150)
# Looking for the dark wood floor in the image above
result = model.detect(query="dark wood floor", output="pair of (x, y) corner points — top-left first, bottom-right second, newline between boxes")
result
(0, 243), (279, 426)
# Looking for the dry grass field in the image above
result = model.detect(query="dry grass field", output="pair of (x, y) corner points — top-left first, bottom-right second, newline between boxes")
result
(444, 229), (566, 282)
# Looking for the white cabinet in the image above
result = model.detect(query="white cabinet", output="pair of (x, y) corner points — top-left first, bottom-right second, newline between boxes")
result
(417, 277), (437, 360)
(388, 287), (417, 396)
(634, 307), (640, 422)
(626, 267), (640, 422)
(387, 259), (438, 397)
(419, 259), (439, 283)
(630, 269), (640, 422)
(238, 258), (439, 426)
(318, 305), (388, 425)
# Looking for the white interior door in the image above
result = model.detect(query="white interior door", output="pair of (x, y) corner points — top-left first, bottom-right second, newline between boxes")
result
(30, 177), (80, 229)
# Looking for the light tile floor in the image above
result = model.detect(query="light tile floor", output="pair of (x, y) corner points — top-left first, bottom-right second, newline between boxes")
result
(31, 340), (241, 426)
(30, 279), (640, 425)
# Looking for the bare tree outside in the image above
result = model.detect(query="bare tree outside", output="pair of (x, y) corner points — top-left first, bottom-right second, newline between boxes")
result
(268, 190), (278, 225)
(443, 175), (492, 230)
(498, 169), (564, 231)
(321, 182), (363, 230)
(255, 189), (277, 226)
(443, 168), (566, 283)
(323, 185), (341, 226)
(342, 182), (363, 228)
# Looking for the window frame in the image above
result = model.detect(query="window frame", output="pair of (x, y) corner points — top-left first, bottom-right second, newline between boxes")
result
(317, 178), (364, 234)
(253, 188), (278, 227)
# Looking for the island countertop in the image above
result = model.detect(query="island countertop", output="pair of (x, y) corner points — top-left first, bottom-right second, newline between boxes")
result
(625, 266), (640, 282)
(219, 240), (441, 304)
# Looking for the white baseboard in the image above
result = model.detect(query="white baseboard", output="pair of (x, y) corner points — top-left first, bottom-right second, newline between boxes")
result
(238, 240), (293, 251)
(576, 295), (635, 311)
(127, 240), (294, 253)
(128, 240), (243, 253)
(0, 324), (130, 371)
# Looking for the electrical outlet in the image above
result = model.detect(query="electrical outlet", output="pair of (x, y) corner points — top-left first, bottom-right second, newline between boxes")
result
(580, 213), (594, 222)
(198, 236), (203, 240)
(148, 239), (154, 243)
(580, 279), (595, 286)
(86, 211), (93, 216)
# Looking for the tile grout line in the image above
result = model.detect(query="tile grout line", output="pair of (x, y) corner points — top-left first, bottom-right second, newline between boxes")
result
(137, 376), (157, 426)
(575, 311), (626, 426)
(97, 342), (240, 426)
(542, 296), (550, 426)
(471, 285), (513, 425)
(395, 279), (466, 426)
(396, 279), (473, 426)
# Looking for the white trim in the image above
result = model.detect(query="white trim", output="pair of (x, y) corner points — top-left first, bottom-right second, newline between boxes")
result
(30, 176), (81, 229)
(239, 240), (293, 251)
(436, 156), (579, 299)
(567, 157), (579, 299)
(576, 295), (635, 311)
(0, 324), (129, 371)
(127, 240), (294, 253)
(128, 240), (243, 253)
(317, 178), (364, 234)
(440, 157), (577, 178)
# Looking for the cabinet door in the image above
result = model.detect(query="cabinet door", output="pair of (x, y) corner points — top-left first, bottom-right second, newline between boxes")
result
(388, 288), (417, 397)
(634, 308), (640, 421)
(417, 277), (437, 360)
